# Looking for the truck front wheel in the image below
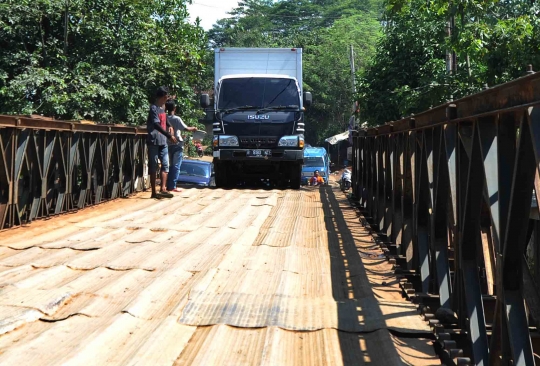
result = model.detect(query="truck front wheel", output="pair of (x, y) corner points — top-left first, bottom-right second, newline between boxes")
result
(214, 161), (228, 188)
(290, 163), (301, 189)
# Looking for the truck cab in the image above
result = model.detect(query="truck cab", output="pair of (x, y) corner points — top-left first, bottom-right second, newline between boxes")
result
(200, 48), (312, 189)
(301, 147), (330, 185)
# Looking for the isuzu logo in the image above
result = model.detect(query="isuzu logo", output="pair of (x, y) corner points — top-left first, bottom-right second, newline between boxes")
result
(247, 115), (270, 120)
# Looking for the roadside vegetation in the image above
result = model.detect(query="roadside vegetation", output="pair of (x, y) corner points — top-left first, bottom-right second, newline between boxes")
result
(0, 0), (208, 128)
(1, 0), (538, 139)
(209, 0), (540, 134)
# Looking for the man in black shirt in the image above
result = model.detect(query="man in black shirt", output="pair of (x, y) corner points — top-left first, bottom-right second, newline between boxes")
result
(147, 86), (177, 198)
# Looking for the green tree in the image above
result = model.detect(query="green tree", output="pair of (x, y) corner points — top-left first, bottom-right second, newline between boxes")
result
(0, 0), (208, 126)
(357, 0), (448, 124)
(358, 0), (540, 126)
(305, 14), (381, 142)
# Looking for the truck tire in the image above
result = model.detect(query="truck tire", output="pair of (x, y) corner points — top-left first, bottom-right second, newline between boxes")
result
(224, 173), (236, 188)
(277, 178), (288, 190)
(214, 162), (227, 188)
(217, 162), (236, 188)
(290, 163), (301, 190)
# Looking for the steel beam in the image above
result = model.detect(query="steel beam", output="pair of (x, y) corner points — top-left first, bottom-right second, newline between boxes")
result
(0, 117), (147, 231)
(343, 72), (540, 365)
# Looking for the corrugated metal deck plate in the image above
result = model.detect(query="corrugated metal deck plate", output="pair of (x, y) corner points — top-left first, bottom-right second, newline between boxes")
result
(0, 187), (438, 365)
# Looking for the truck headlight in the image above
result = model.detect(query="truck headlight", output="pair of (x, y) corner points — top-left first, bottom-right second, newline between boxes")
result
(278, 135), (304, 148)
(218, 135), (239, 147)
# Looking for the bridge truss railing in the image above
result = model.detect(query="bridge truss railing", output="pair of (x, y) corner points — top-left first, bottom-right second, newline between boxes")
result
(351, 71), (540, 365)
(0, 116), (148, 230)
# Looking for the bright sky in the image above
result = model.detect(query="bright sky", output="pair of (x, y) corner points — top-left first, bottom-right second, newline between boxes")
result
(187, 0), (240, 30)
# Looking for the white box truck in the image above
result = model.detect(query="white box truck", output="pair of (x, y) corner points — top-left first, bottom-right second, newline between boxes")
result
(200, 48), (312, 189)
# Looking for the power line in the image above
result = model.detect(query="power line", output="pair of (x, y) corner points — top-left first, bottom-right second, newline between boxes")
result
(190, 1), (359, 20)
(190, 1), (233, 10)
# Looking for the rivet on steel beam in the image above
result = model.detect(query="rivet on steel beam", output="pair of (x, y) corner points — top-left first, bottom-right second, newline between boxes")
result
(526, 64), (534, 75)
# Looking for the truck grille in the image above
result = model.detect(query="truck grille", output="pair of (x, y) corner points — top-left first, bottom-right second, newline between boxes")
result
(239, 137), (278, 149)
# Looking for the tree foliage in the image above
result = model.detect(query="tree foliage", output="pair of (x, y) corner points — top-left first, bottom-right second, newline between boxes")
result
(208, 0), (382, 145)
(358, 0), (540, 125)
(0, 0), (208, 126)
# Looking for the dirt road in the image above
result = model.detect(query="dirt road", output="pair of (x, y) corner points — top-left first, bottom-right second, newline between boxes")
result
(0, 186), (438, 365)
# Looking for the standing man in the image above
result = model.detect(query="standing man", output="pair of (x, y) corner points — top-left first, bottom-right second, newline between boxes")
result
(147, 86), (177, 199)
(165, 99), (198, 192)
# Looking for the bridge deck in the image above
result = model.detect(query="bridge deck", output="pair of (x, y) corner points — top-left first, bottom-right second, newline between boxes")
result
(0, 186), (438, 365)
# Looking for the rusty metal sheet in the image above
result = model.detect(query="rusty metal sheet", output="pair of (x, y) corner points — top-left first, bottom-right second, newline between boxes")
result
(178, 290), (430, 333)
(174, 325), (438, 366)
(0, 187), (437, 365)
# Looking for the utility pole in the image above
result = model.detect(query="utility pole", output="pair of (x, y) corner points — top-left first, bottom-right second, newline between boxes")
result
(349, 45), (357, 113)
(445, 4), (457, 74)
(445, 19), (452, 73)
(64, 0), (69, 56)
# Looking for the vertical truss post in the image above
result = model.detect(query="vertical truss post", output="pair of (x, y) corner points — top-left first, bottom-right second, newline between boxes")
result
(431, 126), (452, 308)
(416, 130), (431, 293)
(384, 134), (394, 239)
(53, 131), (69, 215)
(377, 135), (386, 230)
(402, 120), (416, 270)
(0, 128), (16, 229)
(459, 121), (489, 364)
(12, 129), (30, 226)
(392, 133), (404, 254)
(498, 108), (538, 365)
(352, 132), (359, 200)
(369, 136), (377, 219)
(489, 111), (518, 365)
(67, 132), (79, 212)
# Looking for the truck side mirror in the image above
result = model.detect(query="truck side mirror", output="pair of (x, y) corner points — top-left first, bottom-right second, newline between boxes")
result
(303, 92), (312, 108)
(200, 94), (210, 108)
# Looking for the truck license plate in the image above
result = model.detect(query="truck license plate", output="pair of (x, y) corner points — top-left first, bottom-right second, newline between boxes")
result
(247, 149), (271, 157)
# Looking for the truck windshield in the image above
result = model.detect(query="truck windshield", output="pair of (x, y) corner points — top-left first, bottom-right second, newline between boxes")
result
(218, 78), (300, 110)
(304, 157), (324, 167)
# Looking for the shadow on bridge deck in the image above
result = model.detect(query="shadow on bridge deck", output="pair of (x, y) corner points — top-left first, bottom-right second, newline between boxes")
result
(319, 186), (439, 365)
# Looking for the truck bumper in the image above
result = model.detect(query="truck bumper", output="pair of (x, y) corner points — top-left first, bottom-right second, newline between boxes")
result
(214, 149), (303, 162)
